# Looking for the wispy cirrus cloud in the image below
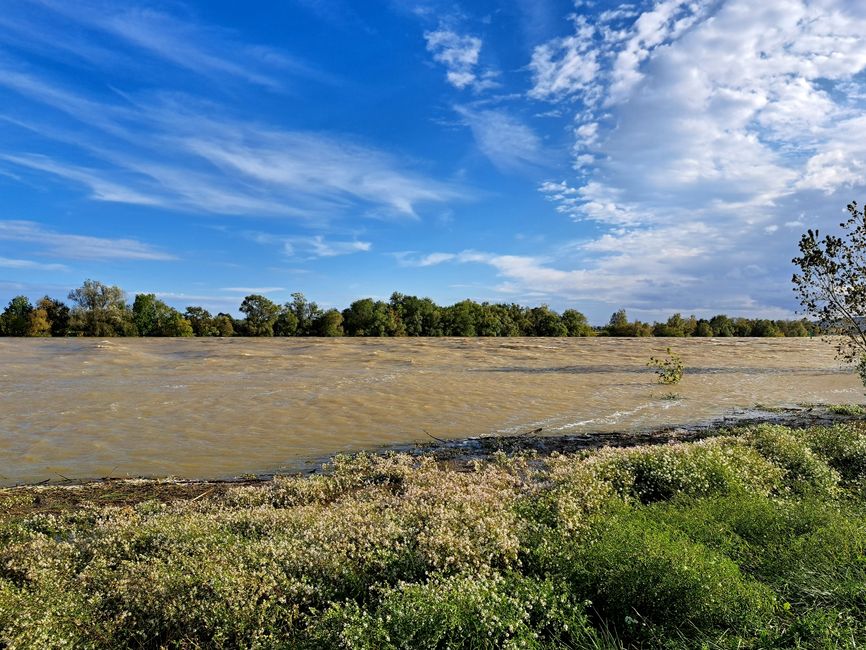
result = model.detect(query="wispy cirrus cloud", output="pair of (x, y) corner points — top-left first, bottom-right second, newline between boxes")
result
(9, 0), (332, 90)
(0, 256), (68, 272)
(0, 2), (465, 223)
(455, 106), (549, 173)
(219, 287), (285, 294)
(284, 236), (371, 258)
(0, 75), (466, 220)
(0, 220), (176, 261)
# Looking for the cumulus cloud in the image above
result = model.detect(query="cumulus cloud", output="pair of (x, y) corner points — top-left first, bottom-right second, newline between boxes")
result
(530, 0), (866, 315)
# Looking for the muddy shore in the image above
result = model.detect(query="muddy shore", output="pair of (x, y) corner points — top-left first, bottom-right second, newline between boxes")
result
(2, 404), (862, 517)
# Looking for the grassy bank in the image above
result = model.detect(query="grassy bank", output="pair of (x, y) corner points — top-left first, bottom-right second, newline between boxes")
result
(2, 418), (866, 648)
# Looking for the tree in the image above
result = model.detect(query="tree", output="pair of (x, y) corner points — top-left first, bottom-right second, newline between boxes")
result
(562, 309), (593, 337)
(528, 305), (567, 337)
(287, 292), (322, 336)
(213, 313), (235, 337)
(68, 279), (135, 336)
(694, 320), (714, 337)
(274, 306), (299, 337)
(0, 296), (33, 336)
(184, 306), (216, 336)
(38, 297), (70, 336)
(793, 201), (866, 379)
(27, 307), (51, 336)
(606, 309), (630, 336)
(313, 309), (344, 336)
(133, 294), (193, 336)
(240, 294), (280, 336)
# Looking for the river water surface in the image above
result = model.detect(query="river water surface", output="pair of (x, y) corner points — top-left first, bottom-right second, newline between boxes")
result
(1, 337), (860, 485)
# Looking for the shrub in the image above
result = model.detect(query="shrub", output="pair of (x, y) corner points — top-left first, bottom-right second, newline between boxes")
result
(647, 347), (684, 384)
(799, 423), (866, 483)
(584, 438), (784, 503)
(311, 572), (600, 649)
(561, 507), (775, 641)
(744, 425), (840, 496)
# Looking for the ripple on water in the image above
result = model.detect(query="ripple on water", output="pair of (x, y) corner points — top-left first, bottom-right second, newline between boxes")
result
(0, 337), (859, 484)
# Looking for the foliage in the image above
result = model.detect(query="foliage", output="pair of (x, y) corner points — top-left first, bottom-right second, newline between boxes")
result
(647, 347), (684, 384)
(0, 296), (32, 336)
(2, 420), (866, 647)
(36, 297), (69, 337)
(0, 278), (823, 337)
(133, 294), (194, 337)
(67, 279), (135, 336)
(792, 200), (866, 368)
(239, 294), (280, 336)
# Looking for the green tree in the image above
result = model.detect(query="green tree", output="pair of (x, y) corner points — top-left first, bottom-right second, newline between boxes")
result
(0, 296), (33, 336)
(709, 315), (734, 337)
(751, 319), (782, 337)
(38, 297), (70, 337)
(313, 309), (344, 336)
(342, 298), (402, 336)
(213, 313), (235, 337)
(240, 294), (280, 336)
(390, 293), (441, 336)
(184, 306), (216, 337)
(528, 305), (567, 337)
(562, 309), (593, 337)
(288, 292), (322, 336)
(67, 279), (134, 336)
(694, 320), (714, 337)
(653, 313), (688, 337)
(605, 309), (651, 336)
(274, 305), (299, 336)
(793, 201), (866, 374)
(441, 300), (480, 336)
(133, 294), (194, 336)
(606, 309), (630, 336)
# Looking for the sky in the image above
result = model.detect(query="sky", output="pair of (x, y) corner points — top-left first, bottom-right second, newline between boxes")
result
(1, 0), (866, 324)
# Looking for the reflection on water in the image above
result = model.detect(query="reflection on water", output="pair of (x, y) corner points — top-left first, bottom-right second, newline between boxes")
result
(0, 337), (859, 484)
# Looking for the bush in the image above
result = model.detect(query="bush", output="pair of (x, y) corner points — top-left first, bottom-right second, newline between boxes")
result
(312, 572), (600, 649)
(799, 423), (866, 483)
(744, 425), (840, 496)
(560, 507), (775, 641)
(585, 438), (784, 503)
(647, 347), (684, 384)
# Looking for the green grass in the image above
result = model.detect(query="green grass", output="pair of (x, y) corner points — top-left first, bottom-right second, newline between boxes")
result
(2, 419), (866, 648)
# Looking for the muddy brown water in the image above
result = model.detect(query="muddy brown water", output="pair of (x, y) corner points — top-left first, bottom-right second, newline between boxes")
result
(0, 337), (860, 485)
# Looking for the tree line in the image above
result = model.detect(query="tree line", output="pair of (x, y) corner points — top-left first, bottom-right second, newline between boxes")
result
(0, 279), (820, 338)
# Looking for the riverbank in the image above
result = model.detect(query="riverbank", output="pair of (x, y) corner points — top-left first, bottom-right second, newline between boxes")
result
(2, 406), (865, 648)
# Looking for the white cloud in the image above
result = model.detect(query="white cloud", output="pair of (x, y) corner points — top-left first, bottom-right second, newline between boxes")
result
(284, 236), (371, 258)
(424, 28), (499, 92)
(0, 220), (175, 261)
(15, 0), (330, 90)
(528, 15), (599, 101)
(0, 76), (466, 219)
(219, 287), (285, 294)
(528, 0), (866, 314)
(456, 106), (547, 173)
(0, 257), (68, 272)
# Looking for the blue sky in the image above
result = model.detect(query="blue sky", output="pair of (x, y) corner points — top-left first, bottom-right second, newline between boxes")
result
(1, 0), (865, 323)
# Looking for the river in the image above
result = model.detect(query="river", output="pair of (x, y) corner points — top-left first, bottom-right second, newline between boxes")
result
(0, 337), (860, 484)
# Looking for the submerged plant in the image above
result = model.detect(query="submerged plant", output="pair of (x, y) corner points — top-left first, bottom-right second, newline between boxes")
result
(647, 347), (684, 385)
